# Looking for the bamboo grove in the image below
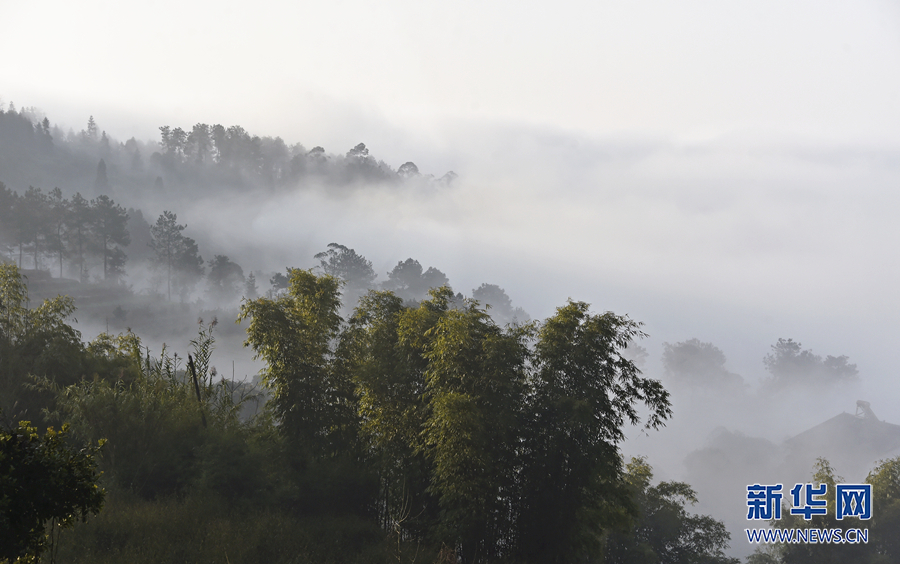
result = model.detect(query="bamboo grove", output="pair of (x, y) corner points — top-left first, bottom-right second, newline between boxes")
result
(238, 268), (673, 563)
(2, 262), (755, 564)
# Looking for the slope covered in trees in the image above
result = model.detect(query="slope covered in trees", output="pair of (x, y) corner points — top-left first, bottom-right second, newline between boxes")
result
(1, 98), (884, 563)
(0, 103), (456, 207)
(0, 263), (753, 564)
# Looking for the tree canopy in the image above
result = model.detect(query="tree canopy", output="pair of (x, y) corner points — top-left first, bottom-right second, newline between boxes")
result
(149, 211), (204, 301)
(662, 338), (743, 389)
(604, 457), (739, 564)
(763, 338), (858, 388)
(238, 272), (672, 563)
(0, 418), (105, 563)
(207, 254), (245, 303)
(314, 243), (377, 290)
(0, 183), (131, 282)
(383, 258), (450, 302)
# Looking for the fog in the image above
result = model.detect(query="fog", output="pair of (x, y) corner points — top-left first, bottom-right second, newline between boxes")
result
(4, 0), (900, 558)
(4, 103), (899, 562)
(3, 118), (889, 557)
(168, 124), (899, 384)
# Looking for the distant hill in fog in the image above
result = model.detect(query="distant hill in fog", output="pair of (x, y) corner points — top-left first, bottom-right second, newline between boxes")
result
(0, 102), (456, 204)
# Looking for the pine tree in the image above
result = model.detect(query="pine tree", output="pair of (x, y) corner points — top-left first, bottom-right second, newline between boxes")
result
(84, 116), (98, 142)
(245, 272), (258, 299)
(91, 195), (130, 281)
(94, 159), (109, 192)
(150, 211), (183, 301)
(149, 211), (203, 301)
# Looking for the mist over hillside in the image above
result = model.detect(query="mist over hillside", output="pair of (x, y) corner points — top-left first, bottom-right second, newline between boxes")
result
(4, 2), (900, 560)
(2, 100), (899, 560)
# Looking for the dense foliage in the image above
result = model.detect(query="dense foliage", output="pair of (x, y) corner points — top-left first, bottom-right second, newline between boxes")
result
(0, 419), (104, 563)
(240, 268), (672, 563)
(763, 338), (858, 388)
(0, 98), (889, 564)
(605, 457), (739, 564)
(2, 252), (893, 563)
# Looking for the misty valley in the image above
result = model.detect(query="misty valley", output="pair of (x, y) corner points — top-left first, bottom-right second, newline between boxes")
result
(3, 104), (900, 564)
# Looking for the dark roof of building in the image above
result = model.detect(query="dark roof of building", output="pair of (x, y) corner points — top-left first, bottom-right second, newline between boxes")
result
(784, 406), (900, 479)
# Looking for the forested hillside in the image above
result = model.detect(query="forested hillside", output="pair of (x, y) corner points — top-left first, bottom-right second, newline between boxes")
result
(0, 103), (454, 204)
(2, 101), (899, 564)
(1, 263), (750, 564)
(0, 103), (465, 339)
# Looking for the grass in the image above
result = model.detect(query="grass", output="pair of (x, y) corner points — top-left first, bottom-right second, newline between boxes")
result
(54, 489), (396, 564)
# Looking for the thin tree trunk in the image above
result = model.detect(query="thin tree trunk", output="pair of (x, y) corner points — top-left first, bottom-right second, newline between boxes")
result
(58, 224), (63, 278)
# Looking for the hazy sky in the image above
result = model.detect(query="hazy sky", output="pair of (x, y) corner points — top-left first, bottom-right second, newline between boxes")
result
(4, 0), (900, 418)
(3, 1), (900, 146)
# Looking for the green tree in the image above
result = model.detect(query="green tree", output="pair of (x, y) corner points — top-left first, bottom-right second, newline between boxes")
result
(865, 456), (900, 562)
(0, 263), (85, 420)
(239, 268), (352, 457)
(383, 258), (450, 302)
(91, 195), (130, 282)
(515, 301), (671, 563)
(238, 274), (675, 562)
(238, 269), (374, 516)
(662, 338), (743, 388)
(605, 457), (739, 564)
(207, 254), (245, 303)
(50, 353), (206, 498)
(417, 289), (530, 563)
(150, 211), (203, 301)
(315, 243), (377, 291)
(763, 338), (858, 388)
(0, 419), (105, 564)
(774, 458), (870, 563)
(46, 321), (264, 501)
(347, 289), (672, 563)
(339, 290), (435, 533)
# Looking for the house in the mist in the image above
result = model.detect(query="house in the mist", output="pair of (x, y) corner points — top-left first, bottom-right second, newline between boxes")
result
(783, 400), (900, 480)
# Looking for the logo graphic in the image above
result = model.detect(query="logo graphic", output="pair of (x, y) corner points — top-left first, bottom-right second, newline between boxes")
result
(745, 482), (872, 545)
(747, 484), (783, 520)
(789, 483), (827, 520)
(836, 485), (872, 520)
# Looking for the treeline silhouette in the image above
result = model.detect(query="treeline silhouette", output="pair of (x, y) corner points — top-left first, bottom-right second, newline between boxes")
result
(1, 263), (748, 564)
(1, 98), (889, 564)
(0, 102), (455, 202)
